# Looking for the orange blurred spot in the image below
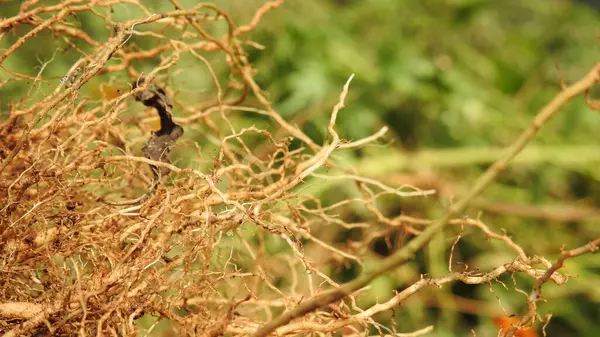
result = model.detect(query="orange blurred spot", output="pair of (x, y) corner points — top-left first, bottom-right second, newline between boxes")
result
(493, 315), (538, 337)
(148, 108), (161, 129)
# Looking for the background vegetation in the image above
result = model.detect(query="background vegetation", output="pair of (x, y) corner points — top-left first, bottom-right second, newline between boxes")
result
(2, 0), (600, 336)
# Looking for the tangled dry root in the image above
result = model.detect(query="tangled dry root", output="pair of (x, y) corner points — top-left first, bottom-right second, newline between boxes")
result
(1, 2), (600, 337)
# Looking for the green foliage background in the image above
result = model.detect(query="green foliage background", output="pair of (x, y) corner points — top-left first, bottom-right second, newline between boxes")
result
(3, 0), (600, 336)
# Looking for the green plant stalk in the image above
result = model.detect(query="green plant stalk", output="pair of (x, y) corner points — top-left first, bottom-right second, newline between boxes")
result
(251, 63), (600, 337)
(358, 145), (600, 174)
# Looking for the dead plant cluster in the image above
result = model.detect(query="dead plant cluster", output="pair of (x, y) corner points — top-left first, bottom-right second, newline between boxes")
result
(1, 1), (599, 337)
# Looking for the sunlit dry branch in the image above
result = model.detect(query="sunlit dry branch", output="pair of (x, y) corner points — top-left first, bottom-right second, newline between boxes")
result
(1, 1), (599, 337)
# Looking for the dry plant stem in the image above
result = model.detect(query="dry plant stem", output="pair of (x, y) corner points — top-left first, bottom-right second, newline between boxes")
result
(503, 237), (600, 337)
(251, 63), (600, 337)
(0, 302), (43, 319)
(2, 298), (65, 337)
(233, 0), (284, 36)
(264, 258), (555, 335)
(246, 214), (564, 336)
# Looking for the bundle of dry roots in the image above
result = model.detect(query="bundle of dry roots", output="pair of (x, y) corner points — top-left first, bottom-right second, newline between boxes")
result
(1, 1), (599, 337)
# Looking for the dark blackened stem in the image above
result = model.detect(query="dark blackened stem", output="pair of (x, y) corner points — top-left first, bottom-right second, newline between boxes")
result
(153, 103), (177, 136)
(132, 80), (182, 136)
